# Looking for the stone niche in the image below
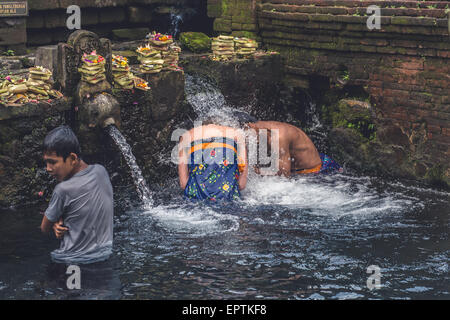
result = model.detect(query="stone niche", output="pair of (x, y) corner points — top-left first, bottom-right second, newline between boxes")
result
(56, 29), (113, 102)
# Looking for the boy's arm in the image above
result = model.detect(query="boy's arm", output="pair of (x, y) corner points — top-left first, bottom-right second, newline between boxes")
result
(41, 190), (68, 238)
(40, 216), (68, 238)
(40, 215), (53, 233)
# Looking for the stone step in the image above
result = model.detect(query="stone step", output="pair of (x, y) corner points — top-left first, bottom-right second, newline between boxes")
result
(259, 11), (448, 30)
(259, 3), (449, 18)
(261, 28), (450, 51)
(261, 0), (449, 10)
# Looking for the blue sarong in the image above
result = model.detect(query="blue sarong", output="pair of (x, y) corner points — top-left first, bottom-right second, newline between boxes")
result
(184, 137), (241, 201)
(318, 153), (343, 174)
(294, 153), (343, 175)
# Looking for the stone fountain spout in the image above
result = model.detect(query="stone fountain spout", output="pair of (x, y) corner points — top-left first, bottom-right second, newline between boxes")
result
(80, 92), (121, 129)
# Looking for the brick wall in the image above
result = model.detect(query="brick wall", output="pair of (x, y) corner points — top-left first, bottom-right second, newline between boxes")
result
(208, 0), (262, 39)
(209, 0), (450, 184)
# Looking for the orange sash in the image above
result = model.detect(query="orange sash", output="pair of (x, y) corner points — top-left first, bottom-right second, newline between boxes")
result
(295, 162), (322, 174)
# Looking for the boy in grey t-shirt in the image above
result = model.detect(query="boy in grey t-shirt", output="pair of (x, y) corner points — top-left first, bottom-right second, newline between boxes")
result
(40, 126), (113, 264)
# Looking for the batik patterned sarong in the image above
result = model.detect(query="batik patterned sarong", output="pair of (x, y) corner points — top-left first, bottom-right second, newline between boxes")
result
(184, 137), (241, 201)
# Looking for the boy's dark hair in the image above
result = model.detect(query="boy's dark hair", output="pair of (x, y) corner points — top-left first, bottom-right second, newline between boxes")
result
(43, 125), (82, 161)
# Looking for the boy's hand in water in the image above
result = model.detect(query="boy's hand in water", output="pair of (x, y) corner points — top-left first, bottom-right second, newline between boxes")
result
(53, 218), (68, 239)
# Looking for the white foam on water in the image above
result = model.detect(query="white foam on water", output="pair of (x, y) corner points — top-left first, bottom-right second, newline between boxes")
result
(240, 174), (419, 218)
(142, 203), (240, 236)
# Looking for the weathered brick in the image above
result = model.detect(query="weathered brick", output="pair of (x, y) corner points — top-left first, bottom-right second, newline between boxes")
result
(28, 0), (60, 10)
(437, 51), (450, 59)
(232, 22), (242, 30)
(82, 9), (100, 26)
(44, 10), (66, 28)
(99, 7), (126, 24)
(207, 2), (222, 18)
(214, 17), (232, 33)
(242, 23), (258, 31)
(27, 11), (45, 29)
(0, 24), (26, 45)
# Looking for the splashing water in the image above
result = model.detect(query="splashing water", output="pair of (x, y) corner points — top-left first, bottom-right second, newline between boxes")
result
(107, 125), (153, 208)
(185, 74), (227, 117)
(184, 74), (245, 127)
(0, 74), (448, 300)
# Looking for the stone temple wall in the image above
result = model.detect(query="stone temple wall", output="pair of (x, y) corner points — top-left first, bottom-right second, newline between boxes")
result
(209, 0), (450, 186)
(26, 0), (211, 46)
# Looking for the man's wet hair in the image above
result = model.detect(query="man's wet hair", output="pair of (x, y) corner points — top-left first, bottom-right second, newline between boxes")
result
(43, 125), (82, 161)
(201, 115), (221, 126)
(232, 111), (258, 126)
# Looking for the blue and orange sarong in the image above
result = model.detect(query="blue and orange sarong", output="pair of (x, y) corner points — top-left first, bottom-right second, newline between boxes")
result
(184, 137), (243, 201)
(294, 153), (343, 175)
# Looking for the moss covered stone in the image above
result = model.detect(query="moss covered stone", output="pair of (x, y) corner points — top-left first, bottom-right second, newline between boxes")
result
(112, 28), (150, 41)
(322, 99), (377, 140)
(179, 32), (211, 53)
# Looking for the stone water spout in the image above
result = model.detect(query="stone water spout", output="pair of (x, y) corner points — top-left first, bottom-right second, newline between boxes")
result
(79, 92), (121, 129)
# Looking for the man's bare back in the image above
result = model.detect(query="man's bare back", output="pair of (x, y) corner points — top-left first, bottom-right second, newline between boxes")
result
(248, 121), (321, 177)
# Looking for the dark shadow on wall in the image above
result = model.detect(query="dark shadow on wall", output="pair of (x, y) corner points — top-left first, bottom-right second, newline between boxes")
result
(26, 2), (215, 47)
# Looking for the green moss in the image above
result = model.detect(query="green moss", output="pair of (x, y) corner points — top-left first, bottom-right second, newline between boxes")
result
(179, 32), (211, 53)
(425, 164), (450, 189)
(222, 0), (231, 16)
(112, 28), (149, 41)
(323, 99), (376, 141)
(391, 17), (412, 25)
(231, 31), (258, 39)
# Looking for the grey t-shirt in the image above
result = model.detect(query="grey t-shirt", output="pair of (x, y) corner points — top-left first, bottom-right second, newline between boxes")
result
(45, 164), (114, 264)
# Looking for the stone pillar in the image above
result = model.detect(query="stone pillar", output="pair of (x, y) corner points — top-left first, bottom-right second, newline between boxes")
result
(35, 45), (58, 78)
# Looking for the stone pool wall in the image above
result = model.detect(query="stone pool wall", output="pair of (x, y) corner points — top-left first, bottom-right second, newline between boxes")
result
(209, 0), (450, 187)
(0, 67), (191, 208)
(0, 47), (286, 208)
(0, 98), (71, 208)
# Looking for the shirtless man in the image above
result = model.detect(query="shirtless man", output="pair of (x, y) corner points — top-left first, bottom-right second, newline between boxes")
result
(248, 121), (342, 177)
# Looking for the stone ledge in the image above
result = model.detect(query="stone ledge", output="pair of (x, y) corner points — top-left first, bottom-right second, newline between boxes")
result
(259, 10), (448, 31)
(0, 97), (71, 121)
(265, 0), (448, 10)
(28, 0), (129, 10)
(259, 3), (448, 18)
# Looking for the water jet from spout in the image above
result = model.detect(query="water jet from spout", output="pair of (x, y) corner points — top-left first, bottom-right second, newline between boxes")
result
(106, 124), (153, 208)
